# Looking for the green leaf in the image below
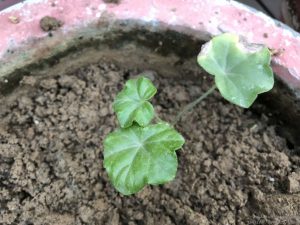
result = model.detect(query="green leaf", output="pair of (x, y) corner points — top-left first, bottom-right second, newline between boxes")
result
(198, 33), (274, 108)
(103, 123), (185, 195)
(113, 76), (157, 128)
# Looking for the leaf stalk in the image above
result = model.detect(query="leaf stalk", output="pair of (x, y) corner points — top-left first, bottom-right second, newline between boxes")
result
(172, 84), (217, 125)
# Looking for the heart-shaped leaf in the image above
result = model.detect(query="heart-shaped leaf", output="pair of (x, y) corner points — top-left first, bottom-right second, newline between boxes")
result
(198, 33), (274, 108)
(113, 76), (157, 128)
(103, 123), (185, 195)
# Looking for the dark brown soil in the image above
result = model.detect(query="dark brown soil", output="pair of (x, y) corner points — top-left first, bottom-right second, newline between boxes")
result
(0, 61), (300, 225)
(40, 16), (63, 32)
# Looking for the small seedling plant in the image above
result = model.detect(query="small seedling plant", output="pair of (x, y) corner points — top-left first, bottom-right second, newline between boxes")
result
(103, 33), (274, 195)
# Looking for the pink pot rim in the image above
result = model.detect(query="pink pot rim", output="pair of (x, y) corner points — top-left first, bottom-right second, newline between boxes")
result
(0, 0), (300, 93)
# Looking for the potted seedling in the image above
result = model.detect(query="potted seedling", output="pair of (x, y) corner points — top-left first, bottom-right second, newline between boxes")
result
(2, 0), (300, 224)
(104, 33), (274, 195)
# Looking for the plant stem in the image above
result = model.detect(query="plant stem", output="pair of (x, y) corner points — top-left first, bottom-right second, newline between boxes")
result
(172, 84), (217, 125)
(155, 113), (163, 123)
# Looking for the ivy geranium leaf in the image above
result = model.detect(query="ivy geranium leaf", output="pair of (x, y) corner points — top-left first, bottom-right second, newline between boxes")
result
(103, 123), (185, 195)
(198, 33), (274, 108)
(113, 76), (157, 128)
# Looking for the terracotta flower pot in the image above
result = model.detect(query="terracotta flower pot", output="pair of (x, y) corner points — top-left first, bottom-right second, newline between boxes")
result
(1, 1), (300, 224)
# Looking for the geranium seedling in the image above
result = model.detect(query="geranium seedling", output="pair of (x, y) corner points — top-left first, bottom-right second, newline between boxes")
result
(103, 33), (274, 195)
(104, 77), (184, 195)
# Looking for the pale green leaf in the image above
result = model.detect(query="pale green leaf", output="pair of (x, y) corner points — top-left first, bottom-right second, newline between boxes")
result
(198, 33), (274, 108)
(103, 123), (185, 195)
(113, 76), (157, 128)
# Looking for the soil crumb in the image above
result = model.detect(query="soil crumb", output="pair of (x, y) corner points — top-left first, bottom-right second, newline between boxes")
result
(0, 61), (299, 225)
(40, 16), (63, 32)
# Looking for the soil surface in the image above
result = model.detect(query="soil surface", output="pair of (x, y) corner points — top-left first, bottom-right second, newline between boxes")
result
(0, 61), (300, 225)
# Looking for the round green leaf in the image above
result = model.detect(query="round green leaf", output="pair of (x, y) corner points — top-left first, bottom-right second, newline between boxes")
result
(103, 123), (185, 195)
(113, 76), (157, 128)
(198, 33), (274, 108)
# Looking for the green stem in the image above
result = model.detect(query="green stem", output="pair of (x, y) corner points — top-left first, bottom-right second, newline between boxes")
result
(155, 113), (163, 123)
(172, 84), (217, 125)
